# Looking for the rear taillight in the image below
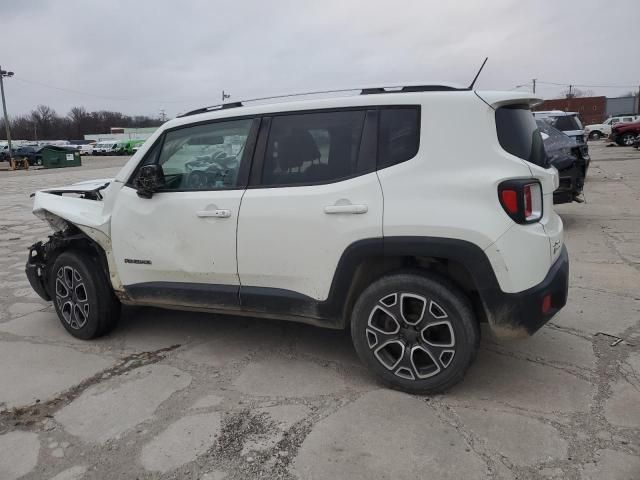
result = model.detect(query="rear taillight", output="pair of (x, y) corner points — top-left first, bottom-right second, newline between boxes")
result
(498, 179), (543, 224)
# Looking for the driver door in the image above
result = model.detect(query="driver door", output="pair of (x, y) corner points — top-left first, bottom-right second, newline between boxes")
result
(111, 117), (259, 307)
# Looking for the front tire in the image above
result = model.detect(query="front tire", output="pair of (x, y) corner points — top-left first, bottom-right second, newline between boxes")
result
(50, 250), (120, 339)
(588, 131), (601, 140)
(351, 272), (479, 394)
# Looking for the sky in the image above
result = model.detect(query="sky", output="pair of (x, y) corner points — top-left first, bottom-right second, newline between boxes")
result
(1, 0), (639, 119)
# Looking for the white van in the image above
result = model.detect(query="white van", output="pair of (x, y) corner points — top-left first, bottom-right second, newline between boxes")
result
(93, 141), (119, 155)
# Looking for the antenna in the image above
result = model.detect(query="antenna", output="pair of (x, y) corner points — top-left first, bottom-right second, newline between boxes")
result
(468, 57), (488, 90)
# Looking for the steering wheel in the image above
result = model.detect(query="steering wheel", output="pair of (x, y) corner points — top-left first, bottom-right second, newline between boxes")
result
(185, 170), (209, 189)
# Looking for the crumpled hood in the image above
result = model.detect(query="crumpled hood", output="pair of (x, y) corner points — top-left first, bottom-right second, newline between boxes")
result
(37, 178), (113, 195)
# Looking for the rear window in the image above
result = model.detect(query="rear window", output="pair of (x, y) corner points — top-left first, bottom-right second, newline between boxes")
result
(550, 115), (583, 132)
(496, 105), (548, 168)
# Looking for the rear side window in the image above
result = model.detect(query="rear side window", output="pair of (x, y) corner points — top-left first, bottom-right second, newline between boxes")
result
(262, 110), (365, 186)
(377, 107), (420, 168)
(496, 106), (548, 168)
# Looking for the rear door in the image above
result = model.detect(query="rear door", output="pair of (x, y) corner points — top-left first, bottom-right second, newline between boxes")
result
(236, 109), (382, 306)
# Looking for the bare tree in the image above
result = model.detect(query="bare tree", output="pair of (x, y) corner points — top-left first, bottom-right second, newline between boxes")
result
(68, 106), (89, 138)
(0, 105), (163, 141)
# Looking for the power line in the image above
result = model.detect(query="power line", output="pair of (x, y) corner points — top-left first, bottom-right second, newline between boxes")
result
(11, 76), (198, 104)
(536, 80), (638, 89)
(12, 76), (131, 101)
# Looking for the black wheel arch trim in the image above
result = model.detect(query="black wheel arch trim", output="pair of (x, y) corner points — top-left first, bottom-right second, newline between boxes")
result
(25, 228), (111, 302)
(116, 236), (568, 335)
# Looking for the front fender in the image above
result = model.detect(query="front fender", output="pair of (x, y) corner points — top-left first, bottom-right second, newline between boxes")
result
(31, 192), (124, 293)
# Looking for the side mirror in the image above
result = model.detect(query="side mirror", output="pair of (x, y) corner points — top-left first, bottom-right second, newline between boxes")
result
(134, 164), (165, 198)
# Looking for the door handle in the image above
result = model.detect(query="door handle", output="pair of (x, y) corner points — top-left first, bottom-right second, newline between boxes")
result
(196, 209), (231, 218)
(324, 204), (368, 214)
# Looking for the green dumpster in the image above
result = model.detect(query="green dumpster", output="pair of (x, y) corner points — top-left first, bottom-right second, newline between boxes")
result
(39, 146), (82, 168)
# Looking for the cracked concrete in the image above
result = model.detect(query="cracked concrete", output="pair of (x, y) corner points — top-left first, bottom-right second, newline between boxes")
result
(0, 145), (638, 479)
(140, 412), (222, 473)
(55, 364), (192, 444)
(0, 431), (40, 480)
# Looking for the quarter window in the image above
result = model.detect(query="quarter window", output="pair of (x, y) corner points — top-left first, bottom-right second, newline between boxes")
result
(378, 107), (420, 168)
(153, 119), (253, 191)
(496, 105), (548, 168)
(262, 111), (365, 186)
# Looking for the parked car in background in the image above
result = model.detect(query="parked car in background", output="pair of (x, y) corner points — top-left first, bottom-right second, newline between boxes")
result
(585, 114), (640, 140)
(611, 120), (640, 146)
(79, 144), (95, 155)
(0, 144), (9, 161)
(536, 119), (589, 204)
(533, 111), (586, 145)
(93, 141), (119, 155)
(13, 145), (43, 166)
(120, 139), (145, 155)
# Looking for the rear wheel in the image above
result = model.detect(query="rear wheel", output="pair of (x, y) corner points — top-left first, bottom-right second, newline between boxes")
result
(588, 131), (601, 140)
(351, 272), (479, 394)
(50, 250), (120, 339)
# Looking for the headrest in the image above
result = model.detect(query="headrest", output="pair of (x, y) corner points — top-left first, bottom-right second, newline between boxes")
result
(278, 129), (320, 170)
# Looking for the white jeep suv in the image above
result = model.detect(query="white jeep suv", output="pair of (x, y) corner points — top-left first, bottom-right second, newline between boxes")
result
(26, 86), (568, 393)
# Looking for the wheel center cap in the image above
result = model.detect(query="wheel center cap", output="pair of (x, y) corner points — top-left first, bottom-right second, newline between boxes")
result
(402, 327), (419, 343)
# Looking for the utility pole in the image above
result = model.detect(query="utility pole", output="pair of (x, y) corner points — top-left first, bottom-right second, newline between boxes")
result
(532, 78), (536, 94)
(0, 66), (14, 158)
(221, 90), (230, 102)
(568, 84), (573, 98)
(159, 109), (167, 122)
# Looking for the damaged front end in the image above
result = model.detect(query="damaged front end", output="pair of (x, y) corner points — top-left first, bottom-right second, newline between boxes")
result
(26, 177), (124, 301)
(25, 231), (85, 301)
(26, 241), (52, 301)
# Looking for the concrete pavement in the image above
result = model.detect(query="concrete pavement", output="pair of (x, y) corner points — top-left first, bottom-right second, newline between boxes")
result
(0, 147), (638, 479)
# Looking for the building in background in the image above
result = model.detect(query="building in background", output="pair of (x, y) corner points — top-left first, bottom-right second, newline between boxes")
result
(535, 95), (639, 124)
(534, 96), (606, 124)
(605, 96), (639, 118)
(84, 126), (158, 142)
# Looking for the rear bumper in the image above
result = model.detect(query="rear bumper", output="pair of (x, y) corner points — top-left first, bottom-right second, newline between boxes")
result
(482, 245), (569, 337)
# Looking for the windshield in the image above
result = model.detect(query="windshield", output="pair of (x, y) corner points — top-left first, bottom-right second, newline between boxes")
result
(495, 105), (548, 168)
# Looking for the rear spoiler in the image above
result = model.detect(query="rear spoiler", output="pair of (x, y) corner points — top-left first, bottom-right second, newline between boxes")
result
(475, 91), (543, 110)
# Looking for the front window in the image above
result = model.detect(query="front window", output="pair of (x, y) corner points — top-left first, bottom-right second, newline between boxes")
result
(156, 118), (254, 191)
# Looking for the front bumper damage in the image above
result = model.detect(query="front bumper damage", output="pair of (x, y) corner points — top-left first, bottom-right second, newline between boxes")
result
(25, 231), (87, 302)
(26, 241), (52, 301)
